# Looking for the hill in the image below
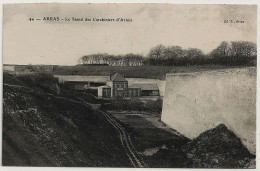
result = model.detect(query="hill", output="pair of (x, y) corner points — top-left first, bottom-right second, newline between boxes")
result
(3, 73), (132, 166)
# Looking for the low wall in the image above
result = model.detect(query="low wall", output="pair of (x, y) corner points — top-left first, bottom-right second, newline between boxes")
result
(161, 67), (256, 154)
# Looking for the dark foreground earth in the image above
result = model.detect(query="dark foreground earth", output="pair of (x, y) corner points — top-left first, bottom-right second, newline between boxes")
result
(112, 112), (255, 168)
(184, 124), (255, 168)
(2, 72), (255, 168)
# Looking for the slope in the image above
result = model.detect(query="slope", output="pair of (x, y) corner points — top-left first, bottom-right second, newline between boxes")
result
(2, 73), (132, 167)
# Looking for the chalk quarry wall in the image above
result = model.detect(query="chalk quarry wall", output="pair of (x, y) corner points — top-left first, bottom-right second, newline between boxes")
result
(161, 67), (256, 154)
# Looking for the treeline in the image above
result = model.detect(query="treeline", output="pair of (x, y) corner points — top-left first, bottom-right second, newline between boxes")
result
(78, 41), (257, 66)
(78, 53), (144, 66)
(210, 41), (257, 66)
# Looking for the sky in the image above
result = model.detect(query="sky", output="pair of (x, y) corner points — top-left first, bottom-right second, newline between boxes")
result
(3, 4), (257, 65)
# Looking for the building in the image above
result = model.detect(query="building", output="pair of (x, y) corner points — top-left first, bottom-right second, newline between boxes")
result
(73, 82), (98, 93)
(98, 73), (160, 98)
(107, 73), (128, 98)
(130, 84), (159, 96)
(3, 64), (54, 75)
(128, 85), (141, 97)
(3, 65), (35, 75)
(3, 65), (16, 72)
(55, 72), (159, 98)
(105, 73), (159, 98)
(98, 86), (111, 98)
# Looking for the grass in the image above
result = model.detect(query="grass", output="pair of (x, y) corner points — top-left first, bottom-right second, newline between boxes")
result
(102, 98), (162, 115)
(53, 65), (240, 80)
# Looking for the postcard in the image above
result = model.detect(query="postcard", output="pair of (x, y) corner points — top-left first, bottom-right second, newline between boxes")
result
(2, 3), (257, 168)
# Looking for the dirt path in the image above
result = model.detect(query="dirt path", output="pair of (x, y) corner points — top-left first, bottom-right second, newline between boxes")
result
(77, 98), (147, 167)
(99, 110), (147, 167)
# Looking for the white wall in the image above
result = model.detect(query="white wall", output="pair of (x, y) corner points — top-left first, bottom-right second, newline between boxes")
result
(54, 75), (111, 83)
(161, 67), (256, 154)
(98, 87), (103, 97)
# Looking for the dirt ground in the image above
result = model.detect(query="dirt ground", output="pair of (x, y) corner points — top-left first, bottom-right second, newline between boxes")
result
(110, 111), (190, 167)
(110, 111), (255, 168)
(111, 111), (183, 136)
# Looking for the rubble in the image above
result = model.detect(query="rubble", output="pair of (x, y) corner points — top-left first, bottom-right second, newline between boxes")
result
(184, 124), (255, 168)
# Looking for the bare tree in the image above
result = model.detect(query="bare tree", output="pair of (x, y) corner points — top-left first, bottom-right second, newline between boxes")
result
(148, 44), (165, 65)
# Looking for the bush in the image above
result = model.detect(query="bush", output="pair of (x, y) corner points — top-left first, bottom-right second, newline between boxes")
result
(145, 98), (163, 113)
(15, 73), (59, 94)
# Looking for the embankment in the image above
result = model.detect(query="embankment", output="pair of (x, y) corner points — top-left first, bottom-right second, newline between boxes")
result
(2, 73), (132, 166)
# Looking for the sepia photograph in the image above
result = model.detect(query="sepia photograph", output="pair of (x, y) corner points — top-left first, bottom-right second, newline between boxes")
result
(2, 3), (257, 168)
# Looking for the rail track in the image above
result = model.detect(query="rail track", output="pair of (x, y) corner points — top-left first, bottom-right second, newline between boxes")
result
(77, 97), (147, 167)
(97, 110), (147, 167)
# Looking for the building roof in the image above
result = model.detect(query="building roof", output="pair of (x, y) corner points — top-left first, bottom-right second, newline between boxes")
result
(128, 85), (141, 89)
(111, 73), (127, 81)
(129, 84), (159, 91)
(98, 85), (111, 88)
